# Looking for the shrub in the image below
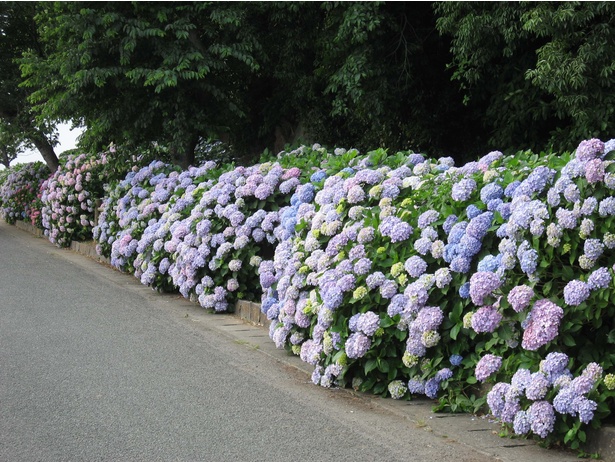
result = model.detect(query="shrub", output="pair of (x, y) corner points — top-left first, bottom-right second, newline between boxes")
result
(40, 152), (110, 246)
(0, 162), (50, 227)
(261, 139), (615, 449)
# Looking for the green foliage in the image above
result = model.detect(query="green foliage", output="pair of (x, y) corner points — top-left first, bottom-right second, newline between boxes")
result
(0, 2), (59, 171)
(435, 1), (615, 154)
(21, 2), (268, 168)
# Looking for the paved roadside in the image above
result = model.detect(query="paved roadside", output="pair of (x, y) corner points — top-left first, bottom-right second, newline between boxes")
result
(0, 221), (613, 462)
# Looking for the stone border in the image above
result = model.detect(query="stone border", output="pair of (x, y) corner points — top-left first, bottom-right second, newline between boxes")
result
(14, 219), (44, 238)
(235, 299), (269, 329)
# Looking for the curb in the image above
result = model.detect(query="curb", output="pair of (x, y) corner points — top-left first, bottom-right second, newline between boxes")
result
(8, 219), (615, 461)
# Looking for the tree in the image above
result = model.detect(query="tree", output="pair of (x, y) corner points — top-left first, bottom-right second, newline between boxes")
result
(22, 2), (271, 169)
(21, 2), (489, 167)
(305, 2), (483, 159)
(0, 121), (24, 168)
(435, 1), (615, 153)
(0, 2), (59, 172)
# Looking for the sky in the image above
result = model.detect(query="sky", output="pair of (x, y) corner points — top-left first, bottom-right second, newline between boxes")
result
(12, 123), (84, 166)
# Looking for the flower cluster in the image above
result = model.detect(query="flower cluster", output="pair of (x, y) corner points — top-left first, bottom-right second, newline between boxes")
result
(41, 152), (110, 246)
(257, 138), (615, 449)
(488, 353), (603, 440)
(0, 162), (49, 227)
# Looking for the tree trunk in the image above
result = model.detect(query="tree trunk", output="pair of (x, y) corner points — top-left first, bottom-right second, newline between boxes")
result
(0, 152), (12, 169)
(171, 134), (198, 170)
(30, 133), (59, 173)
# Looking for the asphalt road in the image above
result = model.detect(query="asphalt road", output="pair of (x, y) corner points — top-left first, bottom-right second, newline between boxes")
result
(0, 222), (499, 462)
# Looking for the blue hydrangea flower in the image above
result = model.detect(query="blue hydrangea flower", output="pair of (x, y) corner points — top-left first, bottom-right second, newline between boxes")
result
(459, 282), (470, 299)
(407, 378), (425, 394)
(466, 212), (493, 240)
(466, 204), (482, 219)
(480, 183), (504, 204)
(451, 178), (476, 202)
(424, 378), (440, 399)
(442, 214), (458, 235)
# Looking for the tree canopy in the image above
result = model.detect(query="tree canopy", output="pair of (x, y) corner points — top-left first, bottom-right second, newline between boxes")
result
(0, 1), (59, 171)
(435, 1), (615, 153)
(2, 1), (612, 171)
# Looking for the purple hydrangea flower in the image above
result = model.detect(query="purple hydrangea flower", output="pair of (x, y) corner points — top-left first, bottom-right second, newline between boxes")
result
(379, 280), (398, 299)
(322, 287), (344, 310)
(366, 271), (386, 289)
(528, 401), (555, 438)
(404, 256), (428, 278)
(418, 210), (440, 229)
(414, 306), (444, 332)
(357, 311), (380, 336)
(469, 271), (502, 306)
(407, 378), (425, 394)
(584, 238), (604, 261)
(475, 354), (502, 382)
(450, 354), (463, 367)
(506, 286), (533, 313)
(540, 352), (569, 378)
(522, 299), (564, 351)
(526, 372), (550, 400)
(574, 396), (598, 424)
(414, 237), (433, 255)
(588, 267), (611, 290)
(563, 280), (591, 306)
(387, 294), (409, 317)
(336, 274), (356, 292)
(450, 256), (471, 273)
(345, 332), (371, 359)
(487, 382), (509, 418)
(599, 197), (615, 217)
(513, 167), (554, 197)
(354, 257), (373, 276)
(511, 369), (532, 391)
(576, 138), (605, 162)
(300, 340), (323, 365)
(471, 306), (503, 333)
(585, 159), (606, 184)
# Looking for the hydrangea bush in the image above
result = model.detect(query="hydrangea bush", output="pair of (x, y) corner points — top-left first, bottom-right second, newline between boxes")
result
(93, 160), (183, 270)
(260, 140), (615, 450)
(40, 152), (111, 246)
(0, 162), (50, 227)
(95, 145), (333, 310)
